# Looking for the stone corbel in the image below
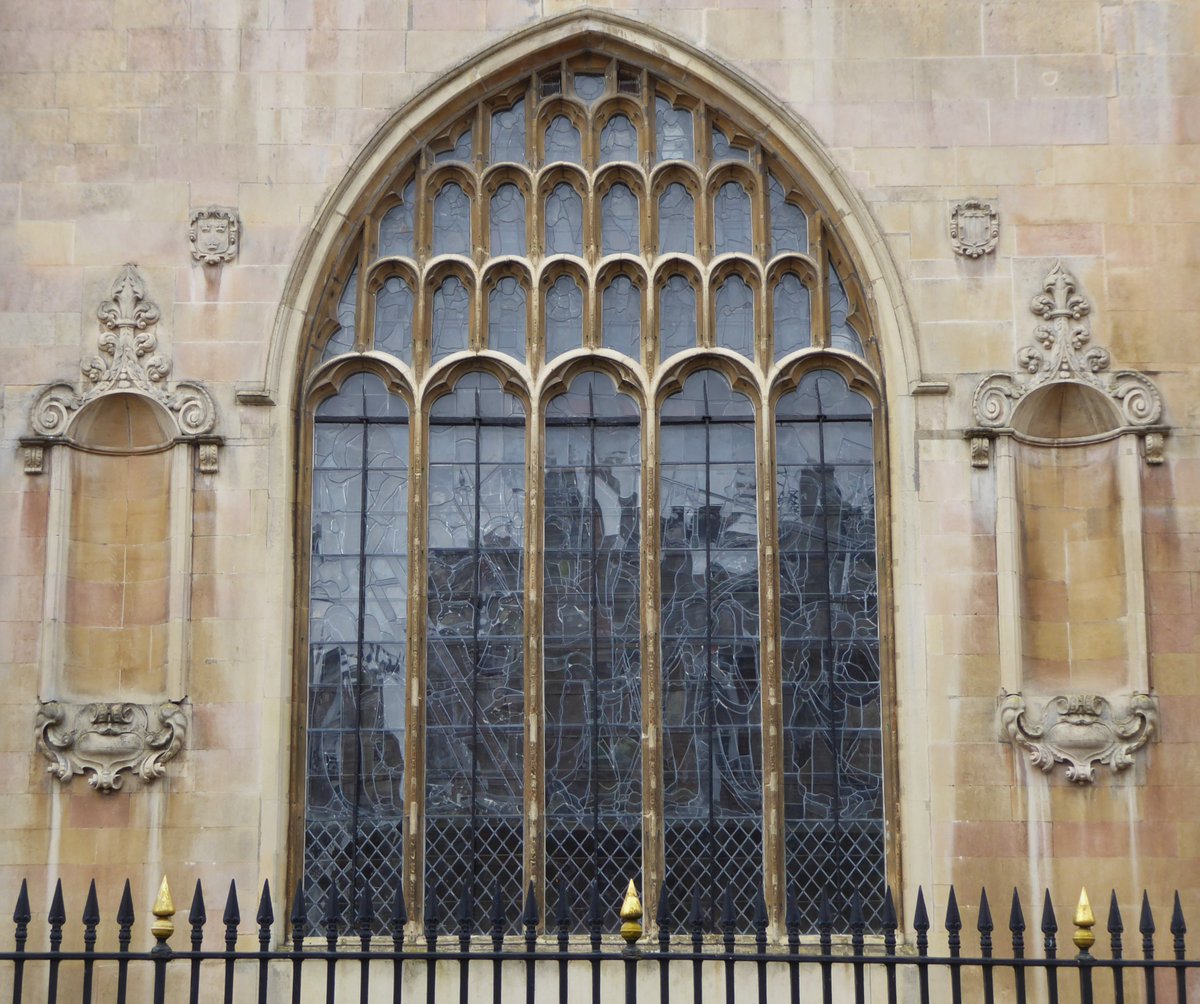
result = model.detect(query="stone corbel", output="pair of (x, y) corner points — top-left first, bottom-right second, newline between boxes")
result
(36, 700), (188, 793)
(999, 691), (1157, 784)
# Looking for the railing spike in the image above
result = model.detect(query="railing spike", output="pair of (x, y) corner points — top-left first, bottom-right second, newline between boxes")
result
(522, 881), (539, 930)
(117, 879), (135, 951)
(82, 879), (100, 927)
(720, 886), (736, 951)
(913, 886), (929, 956)
(289, 882), (306, 939)
(1106, 889), (1123, 959)
(1171, 890), (1186, 957)
(785, 888), (802, 945)
(656, 880), (672, 950)
(1139, 890), (1155, 936)
(554, 875), (571, 941)
(945, 886), (961, 932)
(257, 880), (274, 951)
(456, 879), (474, 943)
(489, 875), (506, 944)
(390, 883), (407, 945)
(977, 888), (993, 934)
(1041, 889), (1057, 935)
(688, 886), (704, 940)
(357, 883), (374, 946)
(223, 879), (241, 927)
(586, 877), (603, 945)
(424, 878), (441, 935)
(1009, 888), (1025, 932)
(13, 878), (30, 927)
(190, 880), (208, 928)
(48, 879), (66, 926)
(753, 886), (768, 952)
(881, 887), (897, 955)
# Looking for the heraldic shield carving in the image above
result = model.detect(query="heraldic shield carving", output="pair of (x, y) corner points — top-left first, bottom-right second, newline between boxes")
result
(950, 198), (999, 258)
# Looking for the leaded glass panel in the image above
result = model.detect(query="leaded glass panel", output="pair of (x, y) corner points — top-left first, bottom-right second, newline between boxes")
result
(658, 274), (695, 360)
(769, 175), (808, 256)
(431, 275), (469, 363)
(379, 183), (416, 259)
(545, 183), (583, 258)
(488, 276), (527, 361)
(714, 181), (752, 256)
(433, 182), (471, 258)
(659, 370), (762, 931)
(774, 273), (812, 359)
(715, 274), (754, 361)
(436, 128), (472, 163)
(601, 275), (641, 359)
(322, 267), (358, 360)
(712, 127), (749, 163)
(306, 372), (409, 932)
(599, 114), (638, 164)
(490, 100), (526, 165)
(574, 73), (605, 103)
(375, 276), (414, 362)
(601, 183), (639, 256)
(776, 370), (882, 929)
(544, 373), (642, 929)
(655, 97), (693, 163)
(657, 183), (694, 255)
(545, 274), (584, 361)
(426, 373), (526, 929)
(829, 265), (864, 356)
(544, 115), (582, 165)
(490, 184), (526, 257)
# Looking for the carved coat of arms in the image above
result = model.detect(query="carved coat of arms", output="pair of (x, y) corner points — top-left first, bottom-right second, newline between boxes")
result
(189, 206), (240, 265)
(949, 199), (999, 258)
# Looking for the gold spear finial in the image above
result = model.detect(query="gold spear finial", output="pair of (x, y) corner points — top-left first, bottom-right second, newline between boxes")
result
(1072, 887), (1095, 955)
(151, 876), (175, 948)
(619, 880), (643, 946)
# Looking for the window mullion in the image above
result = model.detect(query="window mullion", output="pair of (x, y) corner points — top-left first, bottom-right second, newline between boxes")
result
(524, 393), (545, 917)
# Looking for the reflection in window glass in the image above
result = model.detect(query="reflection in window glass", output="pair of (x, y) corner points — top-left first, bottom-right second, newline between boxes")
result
(655, 97), (693, 163)
(573, 73), (606, 103)
(379, 182), (416, 259)
(544, 115), (582, 165)
(602, 275), (641, 359)
(544, 183), (583, 257)
(657, 183), (694, 255)
(544, 372), (642, 929)
(829, 265), (864, 356)
(490, 100), (526, 165)
(712, 127), (749, 162)
(490, 184), (526, 257)
(433, 182), (472, 258)
(305, 371), (409, 931)
(715, 274), (754, 361)
(488, 276), (527, 362)
(431, 275), (469, 363)
(775, 369), (883, 929)
(426, 372), (526, 931)
(601, 183), (639, 256)
(545, 274), (584, 361)
(714, 181), (752, 256)
(436, 128), (472, 163)
(773, 273), (812, 360)
(769, 175), (808, 256)
(659, 275), (695, 361)
(659, 369), (762, 931)
(323, 267), (358, 360)
(374, 276), (414, 362)
(599, 114), (638, 164)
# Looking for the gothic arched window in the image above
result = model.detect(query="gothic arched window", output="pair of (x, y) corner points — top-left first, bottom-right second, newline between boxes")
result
(300, 52), (886, 934)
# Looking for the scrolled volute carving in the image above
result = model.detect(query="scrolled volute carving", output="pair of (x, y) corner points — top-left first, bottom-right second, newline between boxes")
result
(999, 691), (1157, 785)
(36, 700), (188, 793)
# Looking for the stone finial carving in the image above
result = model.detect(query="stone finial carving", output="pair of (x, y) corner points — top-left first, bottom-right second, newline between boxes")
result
(967, 260), (1166, 467)
(999, 692), (1157, 784)
(188, 206), (240, 265)
(23, 264), (220, 472)
(36, 700), (188, 793)
(949, 198), (998, 258)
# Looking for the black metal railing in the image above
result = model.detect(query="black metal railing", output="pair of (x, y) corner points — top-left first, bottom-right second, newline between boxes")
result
(2, 875), (1195, 1003)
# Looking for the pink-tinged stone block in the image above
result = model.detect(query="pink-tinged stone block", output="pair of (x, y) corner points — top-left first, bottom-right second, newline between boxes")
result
(990, 97), (1109, 145)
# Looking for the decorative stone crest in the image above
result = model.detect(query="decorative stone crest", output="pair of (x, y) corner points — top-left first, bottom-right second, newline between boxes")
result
(999, 692), (1157, 784)
(950, 198), (999, 258)
(967, 260), (1166, 467)
(188, 206), (239, 265)
(23, 264), (219, 472)
(36, 700), (188, 793)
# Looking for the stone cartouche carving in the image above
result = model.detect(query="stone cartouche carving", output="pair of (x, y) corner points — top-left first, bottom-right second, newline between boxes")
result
(36, 700), (187, 793)
(23, 264), (220, 472)
(188, 206), (240, 265)
(950, 198), (999, 258)
(967, 260), (1166, 467)
(999, 692), (1157, 784)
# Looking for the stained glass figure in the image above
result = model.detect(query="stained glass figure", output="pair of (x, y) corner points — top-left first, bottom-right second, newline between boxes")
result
(545, 274), (584, 361)
(657, 183), (694, 255)
(828, 264), (864, 356)
(658, 274), (695, 361)
(602, 275), (641, 359)
(712, 127), (749, 163)
(544, 183), (583, 258)
(544, 372), (643, 928)
(655, 97), (693, 163)
(374, 276), (414, 362)
(599, 113), (638, 164)
(769, 175), (808, 256)
(574, 73), (606, 104)
(431, 275), (469, 363)
(436, 128), (472, 163)
(379, 182), (416, 259)
(544, 115), (582, 165)
(305, 372), (409, 933)
(775, 369), (882, 929)
(323, 267), (358, 360)
(490, 100), (526, 165)
(490, 184), (526, 257)
(426, 373), (526, 930)
(773, 273), (812, 359)
(715, 274), (754, 361)
(714, 181), (752, 256)
(488, 275), (527, 362)
(659, 369), (762, 931)
(601, 183), (639, 256)
(433, 182), (472, 258)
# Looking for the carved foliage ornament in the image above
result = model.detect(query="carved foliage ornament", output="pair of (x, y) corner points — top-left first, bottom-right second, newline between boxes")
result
(950, 198), (999, 258)
(36, 700), (187, 793)
(24, 264), (218, 472)
(999, 692), (1157, 784)
(188, 206), (240, 265)
(968, 260), (1165, 466)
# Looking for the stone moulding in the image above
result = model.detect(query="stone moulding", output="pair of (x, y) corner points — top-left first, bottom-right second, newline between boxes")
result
(966, 260), (1166, 467)
(21, 263), (221, 473)
(949, 198), (999, 258)
(999, 691), (1158, 784)
(36, 700), (188, 793)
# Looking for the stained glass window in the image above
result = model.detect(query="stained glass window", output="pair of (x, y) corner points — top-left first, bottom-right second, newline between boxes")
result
(715, 274), (754, 361)
(545, 183), (583, 258)
(374, 276), (414, 362)
(491, 100), (526, 165)
(600, 113), (638, 164)
(655, 97), (693, 162)
(829, 265), (864, 356)
(490, 184), (526, 257)
(602, 275), (641, 359)
(545, 274), (584, 361)
(488, 275), (526, 361)
(774, 273), (812, 359)
(659, 274), (696, 361)
(323, 268), (358, 361)
(714, 181), (752, 256)
(769, 175), (808, 256)
(601, 183), (639, 256)
(433, 182), (471, 258)
(379, 183), (416, 259)
(544, 115), (582, 165)
(431, 275), (469, 363)
(657, 183), (694, 255)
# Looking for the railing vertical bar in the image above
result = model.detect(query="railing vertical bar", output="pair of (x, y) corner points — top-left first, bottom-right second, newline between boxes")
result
(392, 884), (408, 1004)
(190, 881), (207, 1004)
(1106, 890), (1124, 1004)
(946, 887), (962, 1004)
(1170, 891), (1187, 1004)
(291, 883), (308, 1004)
(785, 891), (801, 1004)
(522, 882), (538, 1004)
(817, 889), (834, 1004)
(880, 887), (898, 1004)
(753, 888), (768, 1004)
(1140, 891), (1157, 1004)
(588, 881), (603, 1004)
(656, 884), (672, 1004)
(115, 880), (134, 1004)
(848, 889), (865, 1004)
(357, 884), (374, 1004)
(1009, 888), (1026, 1004)
(258, 880), (275, 1004)
(688, 890), (703, 1004)
(426, 880), (441, 1004)
(913, 887), (930, 1004)
(977, 887), (995, 1004)
(721, 889), (736, 1004)
(1041, 891), (1059, 1004)
(224, 880), (241, 1004)
(458, 881), (474, 1004)
(11, 879), (30, 1004)
(555, 879), (570, 1004)
(80, 880), (98, 1004)
(490, 877), (505, 1004)
(46, 879), (64, 1004)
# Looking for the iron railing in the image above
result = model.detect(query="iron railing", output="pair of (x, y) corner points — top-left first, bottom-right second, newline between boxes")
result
(1, 875), (1195, 1004)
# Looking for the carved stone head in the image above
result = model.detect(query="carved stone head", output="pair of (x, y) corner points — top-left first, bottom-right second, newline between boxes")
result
(189, 206), (240, 264)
